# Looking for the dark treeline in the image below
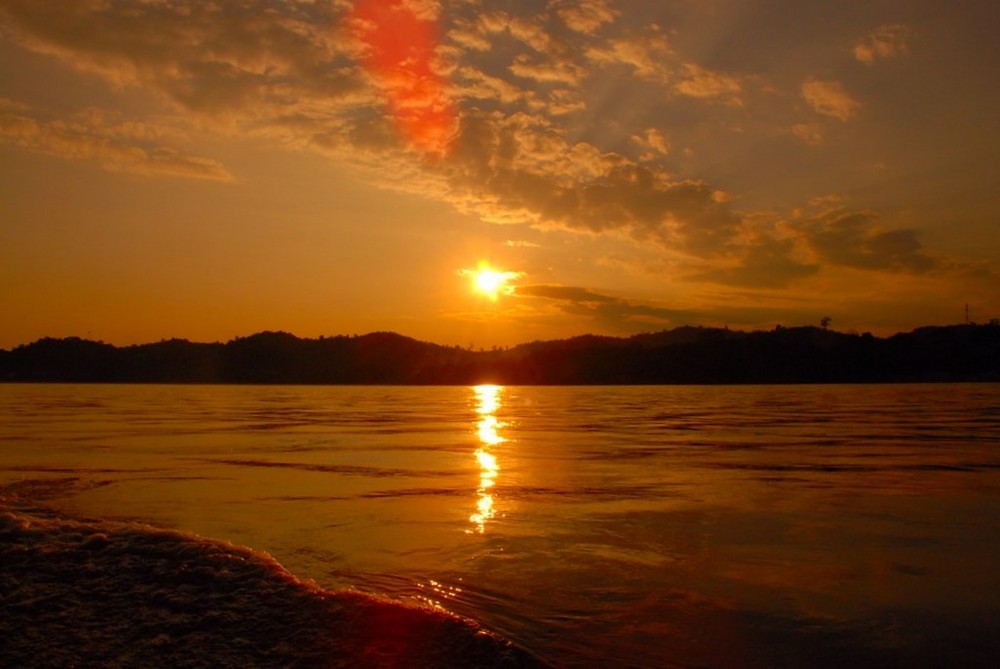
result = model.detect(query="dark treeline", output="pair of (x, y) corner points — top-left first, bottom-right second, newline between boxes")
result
(1, 324), (998, 384)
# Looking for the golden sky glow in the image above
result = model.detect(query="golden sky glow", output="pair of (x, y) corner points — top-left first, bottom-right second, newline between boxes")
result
(1, 1), (998, 348)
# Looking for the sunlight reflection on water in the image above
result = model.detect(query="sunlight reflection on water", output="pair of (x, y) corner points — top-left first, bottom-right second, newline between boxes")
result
(2, 383), (1000, 668)
(471, 384), (504, 533)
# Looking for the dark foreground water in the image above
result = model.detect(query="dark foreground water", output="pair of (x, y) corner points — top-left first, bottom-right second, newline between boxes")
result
(2, 383), (999, 668)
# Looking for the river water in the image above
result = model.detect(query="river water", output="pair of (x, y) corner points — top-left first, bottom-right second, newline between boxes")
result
(2, 383), (999, 667)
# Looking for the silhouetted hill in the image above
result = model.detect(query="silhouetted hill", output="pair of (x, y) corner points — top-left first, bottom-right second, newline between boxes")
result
(1, 323), (998, 384)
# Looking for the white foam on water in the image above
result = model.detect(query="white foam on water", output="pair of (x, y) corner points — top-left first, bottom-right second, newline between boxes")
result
(0, 500), (545, 669)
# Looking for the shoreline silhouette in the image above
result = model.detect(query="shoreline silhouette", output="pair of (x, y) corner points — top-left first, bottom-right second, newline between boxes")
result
(1, 323), (998, 385)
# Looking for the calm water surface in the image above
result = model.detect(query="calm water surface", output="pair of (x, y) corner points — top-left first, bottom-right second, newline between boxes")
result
(2, 383), (999, 667)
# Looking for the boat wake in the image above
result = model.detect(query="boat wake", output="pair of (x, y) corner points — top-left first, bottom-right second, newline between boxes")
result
(1, 488), (544, 668)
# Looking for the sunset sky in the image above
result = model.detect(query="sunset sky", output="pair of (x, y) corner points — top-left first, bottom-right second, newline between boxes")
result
(2, 0), (998, 349)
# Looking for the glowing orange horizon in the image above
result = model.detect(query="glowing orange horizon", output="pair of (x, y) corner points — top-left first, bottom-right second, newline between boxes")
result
(348, 0), (457, 156)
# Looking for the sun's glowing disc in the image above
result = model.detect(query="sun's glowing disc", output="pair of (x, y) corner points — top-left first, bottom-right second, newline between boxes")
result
(463, 262), (521, 300)
(475, 269), (507, 297)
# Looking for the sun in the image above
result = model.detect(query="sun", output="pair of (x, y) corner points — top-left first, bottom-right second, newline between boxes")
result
(462, 262), (521, 300)
(475, 267), (508, 297)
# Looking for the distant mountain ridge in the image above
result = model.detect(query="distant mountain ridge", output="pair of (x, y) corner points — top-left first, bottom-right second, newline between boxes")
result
(1, 324), (998, 384)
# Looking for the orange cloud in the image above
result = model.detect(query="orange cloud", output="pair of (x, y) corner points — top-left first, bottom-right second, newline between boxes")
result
(794, 209), (934, 273)
(552, 0), (619, 34)
(855, 24), (912, 65)
(585, 32), (673, 80)
(801, 79), (860, 121)
(0, 104), (233, 181)
(675, 64), (744, 106)
(631, 128), (670, 161)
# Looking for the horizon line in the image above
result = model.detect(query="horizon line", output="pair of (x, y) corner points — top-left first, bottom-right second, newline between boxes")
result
(4, 320), (997, 353)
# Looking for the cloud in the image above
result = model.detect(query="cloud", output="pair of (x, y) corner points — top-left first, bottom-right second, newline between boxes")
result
(854, 24), (912, 65)
(801, 79), (860, 121)
(692, 237), (820, 288)
(505, 15), (556, 54)
(446, 24), (492, 52)
(435, 109), (743, 258)
(0, 104), (234, 181)
(794, 209), (935, 273)
(551, 0), (619, 35)
(0, 0), (371, 115)
(674, 64), (743, 106)
(453, 11), (548, 54)
(510, 277), (903, 334)
(790, 122), (825, 145)
(509, 53), (586, 85)
(510, 282), (810, 333)
(585, 32), (673, 80)
(401, 0), (443, 23)
(2, 2), (745, 256)
(543, 88), (586, 115)
(445, 10), (588, 89)
(0, 97), (30, 112)
(515, 285), (616, 303)
(0, 0), (967, 297)
(584, 33), (743, 107)
(452, 65), (532, 105)
(515, 283), (691, 329)
(631, 128), (670, 161)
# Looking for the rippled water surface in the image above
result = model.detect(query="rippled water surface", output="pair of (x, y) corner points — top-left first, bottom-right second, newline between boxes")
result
(2, 383), (999, 667)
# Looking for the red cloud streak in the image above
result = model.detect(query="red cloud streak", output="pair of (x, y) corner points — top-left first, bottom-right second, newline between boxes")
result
(348, 0), (456, 156)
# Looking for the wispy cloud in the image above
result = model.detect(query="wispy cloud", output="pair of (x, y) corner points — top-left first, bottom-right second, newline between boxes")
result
(854, 24), (912, 65)
(789, 122), (825, 145)
(516, 284), (616, 303)
(509, 53), (586, 85)
(584, 32), (673, 80)
(430, 108), (744, 261)
(0, 0), (371, 115)
(794, 209), (935, 273)
(674, 64), (743, 106)
(550, 0), (619, 35)
(631, 128), (670, 161)
(801, 79), (860, 121)
(693, 237), (820, 288)
(515, 283), (690, 329)
(0, 104), (233, 181)
(511, 282), (819, 333)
